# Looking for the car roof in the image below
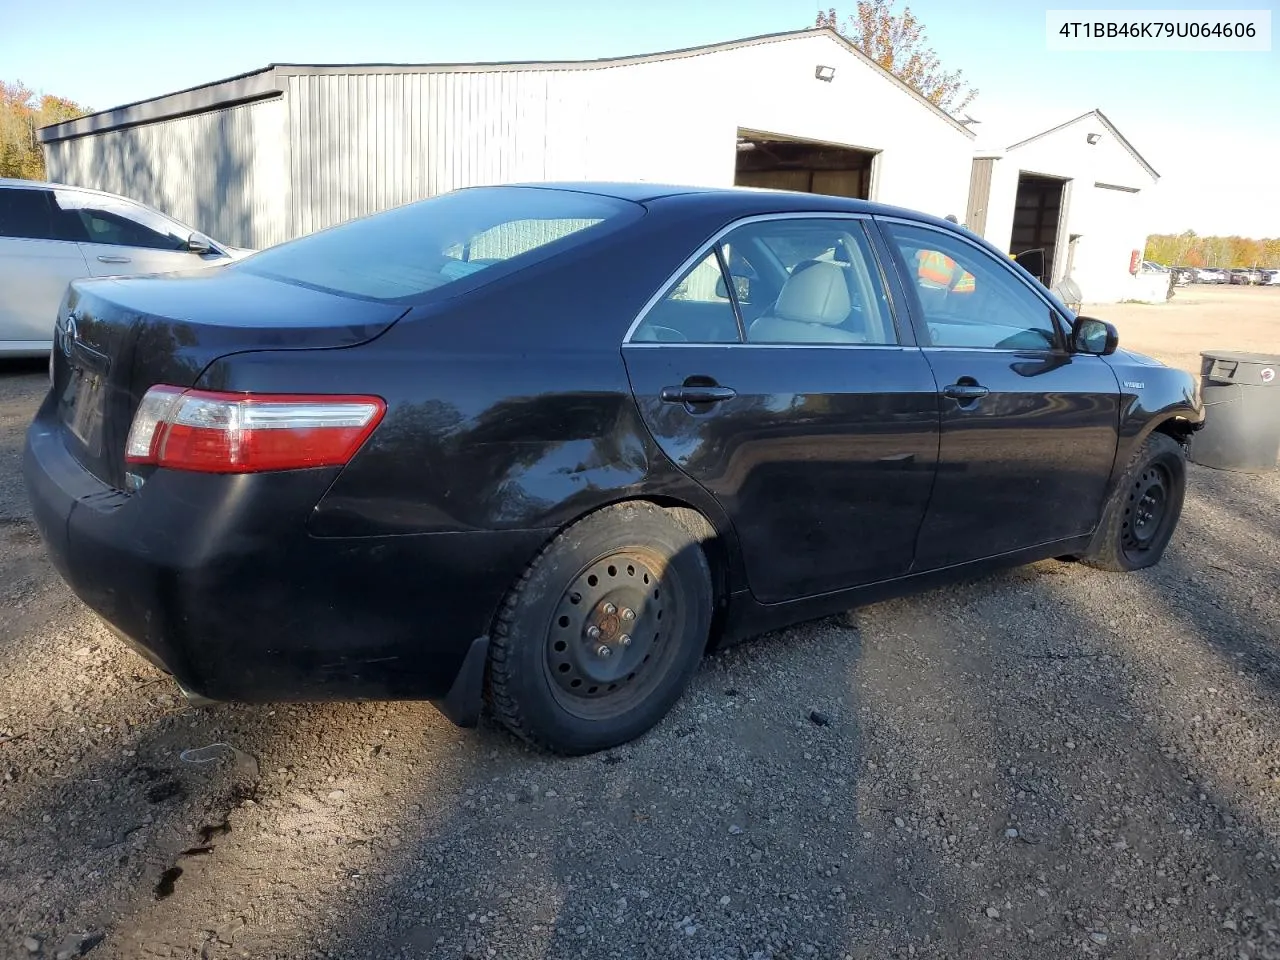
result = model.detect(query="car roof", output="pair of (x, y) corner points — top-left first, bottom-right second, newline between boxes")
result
(506, 180), (884, 211)
(0, 177), (116, 199)
(499, 181), (972, 229)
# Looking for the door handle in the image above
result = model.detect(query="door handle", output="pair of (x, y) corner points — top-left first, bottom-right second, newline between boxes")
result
(660, 385), (737, 404)
(942, 382), (990, 400)
(96, 255), (131, 264)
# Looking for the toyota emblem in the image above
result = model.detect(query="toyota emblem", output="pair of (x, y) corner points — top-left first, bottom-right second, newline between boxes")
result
(60, 313), (78, 358)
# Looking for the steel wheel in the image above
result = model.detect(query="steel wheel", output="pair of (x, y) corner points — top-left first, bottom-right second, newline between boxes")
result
(543, 547), (687, 720)
(487, 501), (714, 754)
(1120, 462), (1172, 563)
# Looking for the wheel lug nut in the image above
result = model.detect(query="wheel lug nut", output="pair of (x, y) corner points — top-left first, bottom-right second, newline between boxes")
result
(621, 608), (636, 621)
(586, 625), (601, 640)
(596, 644), (612, 658)
(603, 602), (617, 615)
(619, 634), (632, 647)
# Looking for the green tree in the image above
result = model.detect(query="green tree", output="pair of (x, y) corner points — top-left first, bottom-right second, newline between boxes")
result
(0, 81), (88, 180)
(816, 1), (977, 114)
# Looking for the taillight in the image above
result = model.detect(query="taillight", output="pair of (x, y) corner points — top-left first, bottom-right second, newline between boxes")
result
(125, 386), (386, 474)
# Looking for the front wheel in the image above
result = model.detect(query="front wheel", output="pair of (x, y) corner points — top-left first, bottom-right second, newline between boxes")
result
(1080, 432), (1186, 572)
(486, 502), (713, 755)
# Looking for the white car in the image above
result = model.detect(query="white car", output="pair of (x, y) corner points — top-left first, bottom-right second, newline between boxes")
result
(0, 179), (253, 357)
(1196, 268), (1227, 284)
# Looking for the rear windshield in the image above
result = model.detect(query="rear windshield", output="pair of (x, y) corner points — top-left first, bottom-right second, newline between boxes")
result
(237, 186), (639, 303)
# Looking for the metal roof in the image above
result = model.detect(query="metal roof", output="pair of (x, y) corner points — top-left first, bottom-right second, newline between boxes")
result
(1006, 109), (1159, 180)
(39, 27), (975, 143)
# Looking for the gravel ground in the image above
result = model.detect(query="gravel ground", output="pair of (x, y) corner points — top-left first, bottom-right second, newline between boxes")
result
(2, 288), (1278, 960)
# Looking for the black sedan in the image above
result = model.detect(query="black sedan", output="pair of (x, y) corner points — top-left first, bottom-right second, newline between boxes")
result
(24, 183), (1204, 754)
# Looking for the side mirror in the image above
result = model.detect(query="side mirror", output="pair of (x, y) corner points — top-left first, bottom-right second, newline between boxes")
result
(1071, 315), (1119, 356)
(187, 233), (213, 255)
(714, 274), (752, 303)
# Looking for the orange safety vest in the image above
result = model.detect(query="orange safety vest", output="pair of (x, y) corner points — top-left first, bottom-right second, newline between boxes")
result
(916, 250), (975, 293)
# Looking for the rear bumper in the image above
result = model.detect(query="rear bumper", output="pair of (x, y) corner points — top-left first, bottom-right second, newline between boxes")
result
(23, 411), (549, 714)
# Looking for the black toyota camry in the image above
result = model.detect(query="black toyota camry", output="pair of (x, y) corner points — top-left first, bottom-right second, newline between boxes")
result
(24, 183), (1203, 754)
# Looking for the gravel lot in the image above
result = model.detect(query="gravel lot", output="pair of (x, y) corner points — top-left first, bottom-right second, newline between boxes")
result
(2, 286), (1278, 960)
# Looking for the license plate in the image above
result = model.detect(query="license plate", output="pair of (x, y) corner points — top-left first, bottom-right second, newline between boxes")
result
(60, 366), (105, 453)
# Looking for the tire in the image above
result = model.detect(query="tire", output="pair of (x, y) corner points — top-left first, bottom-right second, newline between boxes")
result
(487, 502), (713, 755)
(1081, 432), (1186, 572)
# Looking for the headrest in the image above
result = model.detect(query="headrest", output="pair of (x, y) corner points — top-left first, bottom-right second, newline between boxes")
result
(774, 261), (851, 326)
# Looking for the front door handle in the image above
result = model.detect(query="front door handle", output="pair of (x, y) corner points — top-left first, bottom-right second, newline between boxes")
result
(660, 385), (737, 404)
(942, 382), (990, 400)
(96, 255), (131, 264)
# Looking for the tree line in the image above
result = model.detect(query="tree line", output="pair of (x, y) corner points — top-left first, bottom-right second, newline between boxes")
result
(1144, 232), (1280, 269)
(1, 81), (88, 180)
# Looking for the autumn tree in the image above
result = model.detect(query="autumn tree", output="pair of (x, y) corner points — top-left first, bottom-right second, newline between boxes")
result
(0, 81), (88, 180)
(1144, 232), (1279, 268)
(816, 1), (977, 115)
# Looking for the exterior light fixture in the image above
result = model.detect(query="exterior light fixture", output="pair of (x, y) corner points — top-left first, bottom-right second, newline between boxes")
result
(1086, 132), (1102, 144)
(815, 65), (836, 82)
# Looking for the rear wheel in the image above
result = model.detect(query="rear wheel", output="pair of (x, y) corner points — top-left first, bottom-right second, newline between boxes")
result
(487, 502), (713, 755)
(1081, 432), (1186, 572)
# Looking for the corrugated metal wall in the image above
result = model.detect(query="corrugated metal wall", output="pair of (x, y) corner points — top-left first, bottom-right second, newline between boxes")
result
(283, 62), (734, 238)
(40, 34), (977, 248)
(282, 35), (974, 241)
(286, 69), (608, 237)
(43, 98), (288, 249)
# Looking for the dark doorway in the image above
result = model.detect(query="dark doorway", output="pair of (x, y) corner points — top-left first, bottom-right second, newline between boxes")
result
(1011, 173), (1067, 285)
(735, 130), (876, 200)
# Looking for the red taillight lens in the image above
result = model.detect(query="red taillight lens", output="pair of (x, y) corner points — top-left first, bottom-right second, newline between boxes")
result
(125, 386), (386, 474)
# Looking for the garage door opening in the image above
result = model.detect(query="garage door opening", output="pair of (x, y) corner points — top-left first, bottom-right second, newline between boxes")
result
(735, 130), (876, 199)
(1011, 173), (1067, 285)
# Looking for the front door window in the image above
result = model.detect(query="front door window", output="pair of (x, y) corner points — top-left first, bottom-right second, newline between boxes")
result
(884, 221), (1062, 351)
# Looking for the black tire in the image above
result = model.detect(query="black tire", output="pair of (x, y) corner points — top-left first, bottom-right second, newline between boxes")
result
(1081, 432), (1186, 572)
(487, 502), (713, 755)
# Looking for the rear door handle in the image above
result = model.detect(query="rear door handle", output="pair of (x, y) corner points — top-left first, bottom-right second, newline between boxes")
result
(96, 255), (131, 264)
(942, 383), (990, 400)
(660, 385), (737, 404)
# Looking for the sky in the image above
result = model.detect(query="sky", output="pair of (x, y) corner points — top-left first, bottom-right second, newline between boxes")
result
(2, 0), (1276, 236)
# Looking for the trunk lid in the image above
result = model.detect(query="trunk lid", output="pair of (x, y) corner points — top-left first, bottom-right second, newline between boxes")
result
(51, 268), (406, 489)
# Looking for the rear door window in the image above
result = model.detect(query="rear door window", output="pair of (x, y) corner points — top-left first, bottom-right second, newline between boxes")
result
(239, 186), (641, 303)
(733, 219), (899, 345)
(0, 188), (56, 240)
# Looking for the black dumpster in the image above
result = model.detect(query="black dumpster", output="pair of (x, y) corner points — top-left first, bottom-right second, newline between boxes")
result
(1189, 351), (1280, 471)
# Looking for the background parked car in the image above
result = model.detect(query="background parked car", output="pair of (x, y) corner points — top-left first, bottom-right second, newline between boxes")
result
(0, 179), (252, 357)
(1229, 268), (1263, 285)
(1264, 269), (1280, 286)
(1196, 267), (1228, 284)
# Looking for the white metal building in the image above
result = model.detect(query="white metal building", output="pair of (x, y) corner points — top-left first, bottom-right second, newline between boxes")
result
(966, 110), (1163, 304)
(38, 28), (976, 250)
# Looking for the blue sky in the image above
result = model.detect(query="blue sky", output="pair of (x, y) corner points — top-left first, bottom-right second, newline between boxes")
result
(3, 0), (1276, 235)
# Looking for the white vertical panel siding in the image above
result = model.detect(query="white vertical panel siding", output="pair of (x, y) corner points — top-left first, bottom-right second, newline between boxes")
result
(282, 34), (974, 240)
(289, 68), (569, 235)
(42, 98), (287, 249)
